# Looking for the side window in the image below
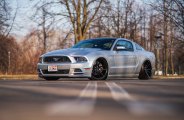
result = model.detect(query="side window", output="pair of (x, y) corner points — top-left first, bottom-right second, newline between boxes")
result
(103, 42), (112, 49)
(135, 43), (143, 51)
(115, 40), (134, 51)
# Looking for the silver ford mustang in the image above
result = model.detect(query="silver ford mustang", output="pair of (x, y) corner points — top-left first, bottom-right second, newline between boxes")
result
(37, 38), (155, 80)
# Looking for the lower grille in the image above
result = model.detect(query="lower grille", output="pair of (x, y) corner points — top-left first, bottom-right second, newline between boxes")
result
(42, 70), (70, 74)
(74, 69), (82, 72)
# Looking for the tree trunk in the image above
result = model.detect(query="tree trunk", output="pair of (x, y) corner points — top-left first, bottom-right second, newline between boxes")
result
(42, 8), (47, 53)
(163, 0), (168, 75)
(170, 24), (174, 75)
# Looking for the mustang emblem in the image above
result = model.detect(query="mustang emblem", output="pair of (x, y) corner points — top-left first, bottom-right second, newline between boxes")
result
(53, 57), (60, 62)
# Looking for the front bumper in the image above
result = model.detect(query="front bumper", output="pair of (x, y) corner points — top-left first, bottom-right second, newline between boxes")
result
(37, 62), (92, 78)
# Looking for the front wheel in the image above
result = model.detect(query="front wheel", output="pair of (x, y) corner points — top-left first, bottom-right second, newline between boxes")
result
(89, 59), (108, 80)
(138, 61), (152, 80)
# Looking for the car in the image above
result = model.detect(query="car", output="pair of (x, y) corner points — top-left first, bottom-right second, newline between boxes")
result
(37, 38), (155, 80)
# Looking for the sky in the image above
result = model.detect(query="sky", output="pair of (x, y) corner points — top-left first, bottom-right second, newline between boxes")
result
(10, 0), (70, 39)
(9, 0), (37, 38)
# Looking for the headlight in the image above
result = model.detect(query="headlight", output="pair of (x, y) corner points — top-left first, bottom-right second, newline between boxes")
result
(74, 57), (87, 63)
(38, 57), (43, 63)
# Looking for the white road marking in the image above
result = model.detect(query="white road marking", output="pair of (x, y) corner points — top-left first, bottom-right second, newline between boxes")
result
(106, 82), (174, 116)
(106, 82), (134, 101)
(46, 82), (97, 116)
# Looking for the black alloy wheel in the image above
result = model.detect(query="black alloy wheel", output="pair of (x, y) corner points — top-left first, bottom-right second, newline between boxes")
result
(138, 61), (152, 80)
(89, 59), (108, 80)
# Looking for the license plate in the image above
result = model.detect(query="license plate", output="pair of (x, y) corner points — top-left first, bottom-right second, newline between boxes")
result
(48, 65), (58, 72)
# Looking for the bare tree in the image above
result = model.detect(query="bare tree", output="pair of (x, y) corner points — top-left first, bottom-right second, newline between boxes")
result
(0, 35), (20, 74)
(59, 0), (105, 43)
(167, 0), (184, 39)
(32, 4), (55, 53)
(0, 0), (18, 37)
(0, 0), (10, 35)
(149, 0), (184, 41)
(109, 0), (135, 38)
(18, 30), (42, 74)
(98, 0), (143, 43)
(148, 0), (180, 75)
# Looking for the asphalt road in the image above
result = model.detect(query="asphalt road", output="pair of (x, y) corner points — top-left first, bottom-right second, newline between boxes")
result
(0, 78), (184, 120)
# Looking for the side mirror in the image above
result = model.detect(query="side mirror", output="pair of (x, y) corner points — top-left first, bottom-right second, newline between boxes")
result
(116, 46), (126, 51)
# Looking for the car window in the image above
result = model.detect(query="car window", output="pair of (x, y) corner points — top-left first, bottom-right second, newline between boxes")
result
(115, 40), (134, 51)
(72, 38), (116, 50)
(135, 43), (143, 50)
(103, 42), (112, 49)
(79, 42), (93, 48)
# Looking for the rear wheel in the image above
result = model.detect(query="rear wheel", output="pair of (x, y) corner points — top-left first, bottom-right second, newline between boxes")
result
(138, 61), (152, 80)
(43, 77), (60, 81)
(89, 58), (108, 80)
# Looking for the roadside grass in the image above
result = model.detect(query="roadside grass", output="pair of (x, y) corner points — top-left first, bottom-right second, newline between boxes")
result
(0, 74), (38, 80)
(0, 74), (184, 80)
(153, 75), (184, 79)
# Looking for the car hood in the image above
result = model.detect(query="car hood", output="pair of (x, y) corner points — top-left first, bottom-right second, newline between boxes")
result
(43, 48), (104, 56)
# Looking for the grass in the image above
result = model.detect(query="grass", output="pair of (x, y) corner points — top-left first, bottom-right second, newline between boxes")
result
(0, 74), (38, 80)
(153, 75), (184, 79)
(0, 74), (184, 80)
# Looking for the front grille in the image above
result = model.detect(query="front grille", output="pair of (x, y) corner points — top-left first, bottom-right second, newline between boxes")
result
(43, 56), (71, 63)
(42, 70), (70, 74)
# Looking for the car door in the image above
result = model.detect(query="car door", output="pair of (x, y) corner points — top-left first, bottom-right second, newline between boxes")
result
(112, 40), (138, 75)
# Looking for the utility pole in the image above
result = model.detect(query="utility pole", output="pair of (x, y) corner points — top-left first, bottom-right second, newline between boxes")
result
(155, 32), (162, 75)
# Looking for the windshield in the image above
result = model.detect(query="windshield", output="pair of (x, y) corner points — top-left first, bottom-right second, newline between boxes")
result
(72, 38), (116, 50)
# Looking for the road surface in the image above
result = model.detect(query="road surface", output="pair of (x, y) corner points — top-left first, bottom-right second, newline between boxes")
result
(0, 78), (184, 120)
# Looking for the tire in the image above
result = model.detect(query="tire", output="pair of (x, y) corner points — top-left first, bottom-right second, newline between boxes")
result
(89, 58), (108, 80)
(43, 77), (60, 81)
(138, 61), (152, 80)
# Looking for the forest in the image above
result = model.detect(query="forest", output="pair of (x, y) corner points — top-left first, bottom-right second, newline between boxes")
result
(0, 0), (184, 75)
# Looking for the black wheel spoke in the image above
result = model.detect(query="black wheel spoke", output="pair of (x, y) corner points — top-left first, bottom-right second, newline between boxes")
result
(145, 69), (151, 78)
(144, 63), (152, 78)
(91, 60), (108, 80)
(99, 72), (104, 77)
(139, 61), (152, 80)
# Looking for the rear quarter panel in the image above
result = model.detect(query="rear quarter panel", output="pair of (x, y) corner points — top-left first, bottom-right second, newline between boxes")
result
(135, 50), (155, 75)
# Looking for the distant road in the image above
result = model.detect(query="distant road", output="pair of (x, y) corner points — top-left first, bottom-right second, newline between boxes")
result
(0, 79), (184, 120)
